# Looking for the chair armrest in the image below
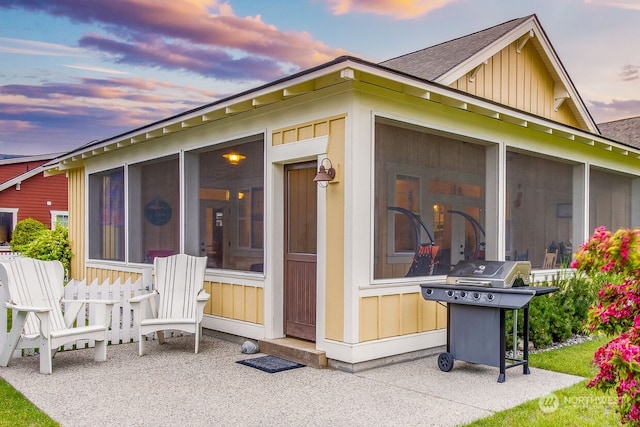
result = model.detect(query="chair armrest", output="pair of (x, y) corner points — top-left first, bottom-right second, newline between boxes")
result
(196, 290), (210, 303)
(195, 290), (210, 322)
(129, 291), (159, 322)
(128, 291), (158, 304)
(5, 302), (52, 313)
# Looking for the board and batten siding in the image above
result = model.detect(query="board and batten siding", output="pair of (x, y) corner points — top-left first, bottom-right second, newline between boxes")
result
(68, 167), (85, 280)
(360, 294), (447, 341)
(205, 281), (264, 324)
(450, 40), (580, 129)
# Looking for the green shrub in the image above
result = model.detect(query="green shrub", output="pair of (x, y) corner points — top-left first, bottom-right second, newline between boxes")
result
(19, 225), (72, 275)
(10, 218), (47, 252)
(10, 219), (73, 276)
(505, 271), (599, 349)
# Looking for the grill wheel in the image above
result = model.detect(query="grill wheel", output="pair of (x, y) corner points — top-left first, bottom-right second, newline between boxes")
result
(438, 352), (454, 372)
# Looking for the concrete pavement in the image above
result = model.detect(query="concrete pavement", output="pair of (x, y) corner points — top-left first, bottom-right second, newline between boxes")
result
(0, 334), (584, 426)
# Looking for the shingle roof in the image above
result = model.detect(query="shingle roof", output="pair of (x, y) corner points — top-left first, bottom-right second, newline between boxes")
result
(598, 116), (640, 149)
(379, 15), (534, 81)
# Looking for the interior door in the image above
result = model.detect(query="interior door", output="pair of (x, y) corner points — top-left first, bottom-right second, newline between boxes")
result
(284, 162), (317, 341)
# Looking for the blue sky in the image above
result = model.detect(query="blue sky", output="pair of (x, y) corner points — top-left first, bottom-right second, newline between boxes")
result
(1, 0), (639, 155)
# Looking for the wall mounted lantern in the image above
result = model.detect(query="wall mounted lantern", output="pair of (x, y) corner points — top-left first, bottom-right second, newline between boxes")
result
(313, 158), (336, 187)
(223, 151), (246, 165)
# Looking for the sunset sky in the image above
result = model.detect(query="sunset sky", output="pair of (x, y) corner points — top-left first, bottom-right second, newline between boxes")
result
(1, 0), (639, 155)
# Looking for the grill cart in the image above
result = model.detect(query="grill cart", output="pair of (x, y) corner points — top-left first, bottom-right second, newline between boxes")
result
(420, 260), (558, 382)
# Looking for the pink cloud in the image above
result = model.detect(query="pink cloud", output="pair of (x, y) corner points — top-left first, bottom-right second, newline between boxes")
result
(2, 0), (350, 76)
(324, 0), (455, 19)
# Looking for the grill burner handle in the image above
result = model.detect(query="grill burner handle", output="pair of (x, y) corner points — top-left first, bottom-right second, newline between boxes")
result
(455, 279), (492, 287)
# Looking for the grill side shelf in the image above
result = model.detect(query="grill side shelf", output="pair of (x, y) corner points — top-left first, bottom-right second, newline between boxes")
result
(419, 284), (555, 309)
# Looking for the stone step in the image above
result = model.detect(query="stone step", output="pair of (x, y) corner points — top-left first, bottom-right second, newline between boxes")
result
(258, 337), (328, 369)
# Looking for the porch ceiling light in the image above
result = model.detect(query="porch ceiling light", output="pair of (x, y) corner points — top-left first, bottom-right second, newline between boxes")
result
(313, 158), (336, 187)
(223, 151), (246, 165)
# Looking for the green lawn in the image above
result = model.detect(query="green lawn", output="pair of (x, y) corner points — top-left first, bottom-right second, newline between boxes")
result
(465, 336), (621, 426)
(0, 379), (58, 426)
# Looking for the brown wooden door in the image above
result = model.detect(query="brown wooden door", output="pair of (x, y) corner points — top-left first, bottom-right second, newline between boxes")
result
(284, 163), (317, 341)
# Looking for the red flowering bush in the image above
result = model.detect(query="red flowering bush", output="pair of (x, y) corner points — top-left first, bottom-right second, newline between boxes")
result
(573, 226), (640, 425)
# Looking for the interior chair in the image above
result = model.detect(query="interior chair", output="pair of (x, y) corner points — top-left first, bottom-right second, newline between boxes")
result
(514, 249), (529, 261)
(0, 258), (116, 374)
(542, 249), (558, 269)
(129, 254), (209, 356)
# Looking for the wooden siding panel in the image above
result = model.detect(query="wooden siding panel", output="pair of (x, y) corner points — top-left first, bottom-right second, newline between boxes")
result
(233, 284), (245, 319)
(256, 287), (264, 324)
(244, 286), (257, 323)
(401, 293), (419, 334)
(420, 299), (438, 331)
(379, 294), (401, 338)
(221, 283), (234, 318)
(360, 296), (379, 342)
(209, 282), (223, 316)
(361, 293), (445, 341)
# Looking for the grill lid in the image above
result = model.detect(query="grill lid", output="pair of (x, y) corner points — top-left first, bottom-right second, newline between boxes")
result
(445, 260), (531, 288)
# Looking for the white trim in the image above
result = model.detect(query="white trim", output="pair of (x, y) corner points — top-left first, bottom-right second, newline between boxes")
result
(270, 136), (328, 163)
(202, 315), (265, 340)
(50, 210), (68, 229)
(0, 166), (44, 192)
(321, 329), (446, 364)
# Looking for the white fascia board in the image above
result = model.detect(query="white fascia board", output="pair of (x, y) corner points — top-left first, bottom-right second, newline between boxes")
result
(0, 165), (44, 192)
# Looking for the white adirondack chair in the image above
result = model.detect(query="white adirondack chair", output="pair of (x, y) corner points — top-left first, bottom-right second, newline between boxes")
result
(129, 254), (209, 356)
(0, 258), (117, 374)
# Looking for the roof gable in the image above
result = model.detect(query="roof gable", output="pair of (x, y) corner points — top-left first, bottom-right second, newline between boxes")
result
(380, 15), (598, 133)
(380, 16), (531, 82)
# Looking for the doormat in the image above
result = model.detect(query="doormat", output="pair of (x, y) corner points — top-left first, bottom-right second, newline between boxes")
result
(236, 355), (305, 373)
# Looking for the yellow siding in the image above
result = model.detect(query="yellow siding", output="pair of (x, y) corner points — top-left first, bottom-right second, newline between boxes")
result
(451, 41), (581, 129)
(325, 117), (346, 341)
(273, 114), (347, 342)
(359, 297), (379, 342)
(401, 293), (420, 334)
(379, 294), (401, 338)
(420, 300), (438, 331)
(359, 293), (446, 342)
(202, 281), (263, 324)
(67, 167), (85, 280)
(85, 268), (142, 283)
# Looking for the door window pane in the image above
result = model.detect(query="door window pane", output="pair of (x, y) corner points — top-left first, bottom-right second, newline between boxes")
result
(287, 166), (317, 255)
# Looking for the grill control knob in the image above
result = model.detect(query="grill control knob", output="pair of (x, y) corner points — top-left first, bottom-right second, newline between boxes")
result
(487, 293), (495, 301)
(473, 292), (480, 300)
(446, 290), (454, 297)
(459, 291), (467, 298)
(425, 289), (433, 295)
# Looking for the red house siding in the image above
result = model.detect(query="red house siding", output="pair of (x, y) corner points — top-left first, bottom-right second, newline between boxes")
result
(0, 158), (68, 245)
(0, 173), (68, 227)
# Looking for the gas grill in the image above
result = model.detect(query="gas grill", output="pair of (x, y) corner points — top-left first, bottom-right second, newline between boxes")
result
(420, 260), (557, 382)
